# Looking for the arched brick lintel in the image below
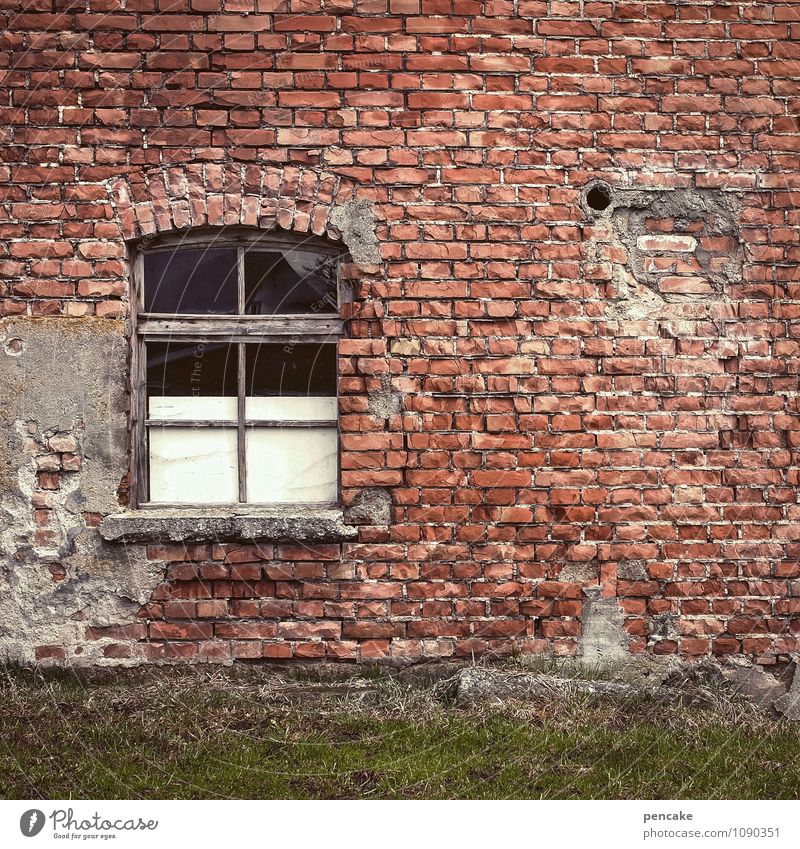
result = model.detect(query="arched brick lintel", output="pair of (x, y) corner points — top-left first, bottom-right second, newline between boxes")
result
(107, 163), (357, 243)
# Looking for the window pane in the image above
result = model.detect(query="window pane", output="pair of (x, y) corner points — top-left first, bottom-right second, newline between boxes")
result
(246, 427), (337, 503)
(149, 427), (238, 503)
(149, 396), (237, 421)
(245, 396), (336, 421)
(244, 249), (339, 314)
(246, 343), (336, 396)
(147, 341), (237, 413)
(144, 248), (237, 314)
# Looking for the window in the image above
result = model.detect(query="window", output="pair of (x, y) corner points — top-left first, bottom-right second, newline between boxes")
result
(130, 231), (346, 508)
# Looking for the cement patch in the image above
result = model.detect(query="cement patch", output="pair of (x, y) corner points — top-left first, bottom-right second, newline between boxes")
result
(579, 586), (631, 667)
(367, 374), (402, 420)
(329, 198), (381, 266)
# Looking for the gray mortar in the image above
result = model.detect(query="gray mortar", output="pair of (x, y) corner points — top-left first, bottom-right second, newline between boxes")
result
(617, 559), (649, 581)
(723, 662), (789, 713)
(558, 561), (599, 583)
(343, 487), (392, 526)
(649, 612), (680, 642)
(329, 198), (381, 266)
(454, 667), (711, 708)
(773, 665), (800, 720)
(367, 374), (402, 420)
(579, 585), (631, 667)
(606, 269), (666, 322)
(0, 317), (163, 664)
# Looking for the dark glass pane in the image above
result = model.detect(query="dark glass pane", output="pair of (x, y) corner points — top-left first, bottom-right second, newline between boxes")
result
(246, 344), (336, 396)
(144, 248), (238, 314)
(244, 249), (339, 315)
(147, 340), (237, 397)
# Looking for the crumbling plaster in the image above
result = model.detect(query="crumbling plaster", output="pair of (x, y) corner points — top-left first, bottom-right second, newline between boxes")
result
(329, 198), (381, 266)
(0, 317), (163, 663)
(584, 186), (744, 322)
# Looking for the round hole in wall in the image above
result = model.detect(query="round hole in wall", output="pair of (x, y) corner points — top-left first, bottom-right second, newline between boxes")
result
(584, 181), (613, 213)
(3, 338), (25, 357)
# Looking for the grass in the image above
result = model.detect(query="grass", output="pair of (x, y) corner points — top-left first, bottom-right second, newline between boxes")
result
(1, 664), (799, 799)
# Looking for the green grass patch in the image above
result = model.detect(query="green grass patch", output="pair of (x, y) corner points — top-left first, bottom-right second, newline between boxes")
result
(1, 665), (798, 799)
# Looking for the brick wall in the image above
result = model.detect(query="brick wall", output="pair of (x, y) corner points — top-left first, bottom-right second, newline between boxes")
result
(3, 1), (800, 666)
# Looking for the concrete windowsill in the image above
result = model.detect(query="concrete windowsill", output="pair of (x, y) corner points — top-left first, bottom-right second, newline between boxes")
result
(99, 506), (358, 544)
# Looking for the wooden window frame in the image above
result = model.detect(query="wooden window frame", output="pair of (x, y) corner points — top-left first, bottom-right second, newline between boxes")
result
(129, 229), (346, 509)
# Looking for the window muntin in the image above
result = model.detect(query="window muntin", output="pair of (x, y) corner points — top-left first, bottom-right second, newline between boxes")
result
(132, 233), (345, 508)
